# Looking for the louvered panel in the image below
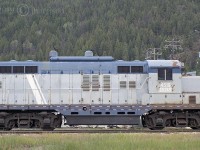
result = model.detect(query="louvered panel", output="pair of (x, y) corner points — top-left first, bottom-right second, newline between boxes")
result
(120, 81), (126, 88)
(82, 75), (90, 91)
(103, 75), (110, 91)
(129, 81), (136, 88)
(92, 75), (99, 91)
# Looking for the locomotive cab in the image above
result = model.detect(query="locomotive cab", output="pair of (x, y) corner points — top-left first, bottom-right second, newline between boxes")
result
(147, 60), (182, 104)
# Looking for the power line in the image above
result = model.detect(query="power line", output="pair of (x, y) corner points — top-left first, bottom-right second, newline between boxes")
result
(164, 38), (183, 59)
(145, 48), (162, 60)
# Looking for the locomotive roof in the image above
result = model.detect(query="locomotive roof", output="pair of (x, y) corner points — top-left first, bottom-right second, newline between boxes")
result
(147, 60), (182, 68)
(0, 51), (182, 74)
(0, 60), (146, 65)
(0, 58), (180, 68)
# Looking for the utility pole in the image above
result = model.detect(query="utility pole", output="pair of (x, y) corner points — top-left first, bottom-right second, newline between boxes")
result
(164, 38), (183, 59)
(145, 48), (162, 60)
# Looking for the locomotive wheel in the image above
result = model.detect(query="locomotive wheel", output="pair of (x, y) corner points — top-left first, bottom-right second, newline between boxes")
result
(6, 120), (17, 130)
(189, 118), (200, 130)
(143, 115), (164, 130)
(34, 120), (42, 128)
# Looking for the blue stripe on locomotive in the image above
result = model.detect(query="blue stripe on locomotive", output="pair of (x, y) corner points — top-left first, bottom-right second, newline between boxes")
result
(0, 50), (182, 74)
(0, 59), (148, 74)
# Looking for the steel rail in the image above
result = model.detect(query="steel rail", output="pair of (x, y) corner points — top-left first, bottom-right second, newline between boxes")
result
(0, 129), (199, 134)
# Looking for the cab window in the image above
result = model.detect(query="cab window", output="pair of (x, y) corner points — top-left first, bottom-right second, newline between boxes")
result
(118, 66), (130, 73)
(158, 68), (172, 80)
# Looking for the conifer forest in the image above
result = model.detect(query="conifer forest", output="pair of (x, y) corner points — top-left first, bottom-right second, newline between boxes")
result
(0, 0), (200, 72)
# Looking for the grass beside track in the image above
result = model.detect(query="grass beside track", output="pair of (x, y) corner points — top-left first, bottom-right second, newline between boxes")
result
(0, 133), (200, 150)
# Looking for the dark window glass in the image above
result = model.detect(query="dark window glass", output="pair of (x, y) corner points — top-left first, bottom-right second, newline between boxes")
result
(166, 68), (172, 80)
(158, 68), (173, 80)
(118, 66), (130, 73)
(158, 68), (165, 80)
(13, 66), (24, 73)
(25, 66), (38, 73)
(0, 66), (12, 73)
(131, 66), (143, 73)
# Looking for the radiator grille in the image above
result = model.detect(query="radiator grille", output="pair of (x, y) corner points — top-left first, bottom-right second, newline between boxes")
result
(82, 75), (90, 91)
(92, 75), (99, 91)
(129, 81), (136, 88)
(120, 81), (126, 88)
(103, 75), (110, 91)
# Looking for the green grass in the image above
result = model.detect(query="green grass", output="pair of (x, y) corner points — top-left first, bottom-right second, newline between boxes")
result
(0, 133), (200, 150)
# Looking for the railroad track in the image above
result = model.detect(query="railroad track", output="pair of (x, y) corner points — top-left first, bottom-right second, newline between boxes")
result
(0, 128), (200, 134)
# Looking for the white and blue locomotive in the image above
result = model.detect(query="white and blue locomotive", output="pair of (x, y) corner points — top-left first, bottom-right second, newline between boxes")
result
(0, 50), (199, 130)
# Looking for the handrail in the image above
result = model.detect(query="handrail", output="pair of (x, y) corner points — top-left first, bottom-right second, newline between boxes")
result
(136, 77), (150, 90)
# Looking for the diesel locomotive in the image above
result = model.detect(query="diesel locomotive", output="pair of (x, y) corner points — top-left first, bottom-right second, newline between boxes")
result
(0, 50), (199, 130)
